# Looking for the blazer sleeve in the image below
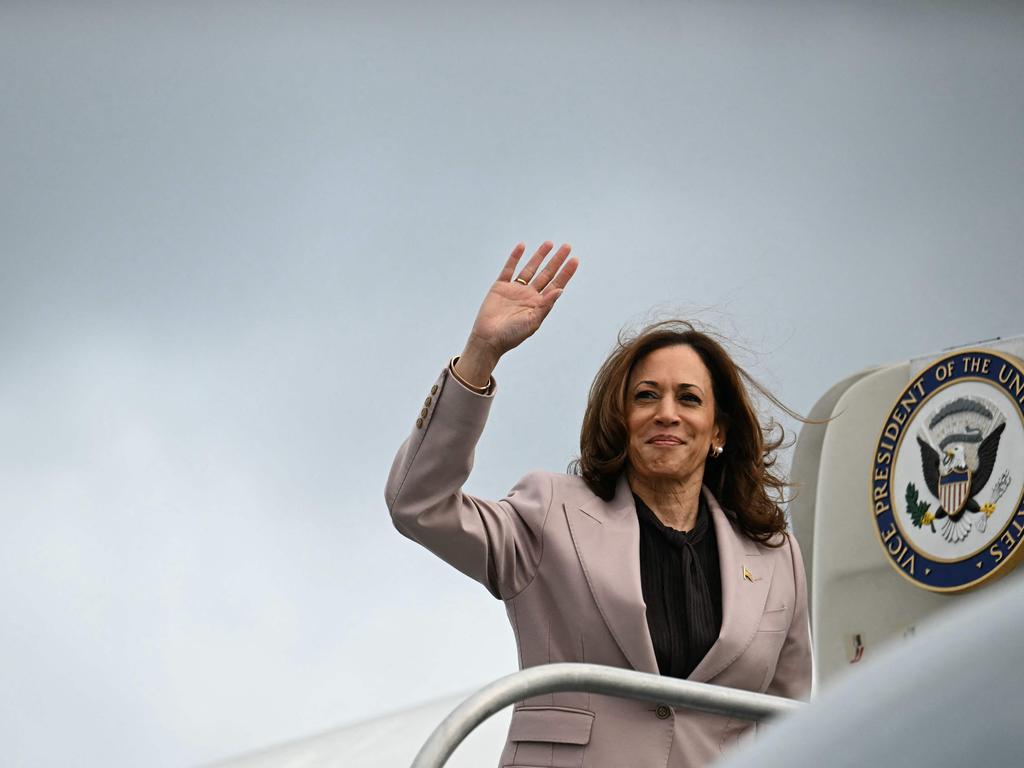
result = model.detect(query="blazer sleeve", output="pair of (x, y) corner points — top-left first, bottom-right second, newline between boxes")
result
(385, 364), (553, 600)
(765, 532), (813, 701)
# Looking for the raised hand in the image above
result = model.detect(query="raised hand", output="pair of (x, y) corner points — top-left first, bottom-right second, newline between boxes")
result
(456, 242), (578, 387)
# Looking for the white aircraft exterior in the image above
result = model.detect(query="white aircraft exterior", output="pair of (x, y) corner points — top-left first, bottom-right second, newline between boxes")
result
(789, 333), (1024, 682)
(212, 692), (512, 767)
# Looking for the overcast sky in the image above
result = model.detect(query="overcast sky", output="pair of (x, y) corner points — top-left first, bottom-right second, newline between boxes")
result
(2, 2), (1022, 766)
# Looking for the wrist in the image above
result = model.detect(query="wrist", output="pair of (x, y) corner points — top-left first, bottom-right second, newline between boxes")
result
(459, 336), (501, 377)
(450, 355), (494, 394)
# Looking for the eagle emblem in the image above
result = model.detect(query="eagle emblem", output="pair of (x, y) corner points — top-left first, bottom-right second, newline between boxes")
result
(912, 396), (1007, 543)
(872, 349), (1024, 592)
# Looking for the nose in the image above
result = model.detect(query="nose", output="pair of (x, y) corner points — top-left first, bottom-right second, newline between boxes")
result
(654, 398), (680, 425)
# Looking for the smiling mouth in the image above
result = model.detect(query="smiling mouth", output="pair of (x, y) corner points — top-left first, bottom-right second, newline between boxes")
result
(647, 437), (684, 446)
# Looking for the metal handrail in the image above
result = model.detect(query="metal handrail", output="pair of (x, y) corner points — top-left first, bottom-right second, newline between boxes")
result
(411, 662), (803, 768)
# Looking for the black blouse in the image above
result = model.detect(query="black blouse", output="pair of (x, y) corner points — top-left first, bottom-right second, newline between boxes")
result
(634, 493), (723, 679)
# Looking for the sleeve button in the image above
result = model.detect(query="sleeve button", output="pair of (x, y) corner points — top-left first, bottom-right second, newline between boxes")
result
(416, 418), (423, 429)
(420, 408), (428, 418)
(655, 705), (671, 720)
(424, 396), (432, 407)
(431, 384), (439, 395)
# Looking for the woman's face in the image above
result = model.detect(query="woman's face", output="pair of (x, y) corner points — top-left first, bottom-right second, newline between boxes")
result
(625, 344), (724, 486)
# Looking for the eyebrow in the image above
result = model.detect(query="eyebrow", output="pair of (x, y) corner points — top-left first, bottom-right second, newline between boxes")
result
(635, 379), (705, 396)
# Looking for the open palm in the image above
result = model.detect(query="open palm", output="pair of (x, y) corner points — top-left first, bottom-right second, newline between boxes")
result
(468, 242), (579, 360)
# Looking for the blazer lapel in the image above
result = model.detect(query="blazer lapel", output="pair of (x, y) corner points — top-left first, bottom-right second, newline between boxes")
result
(566, 476), (660, 675)
(688, 486), (775, 683)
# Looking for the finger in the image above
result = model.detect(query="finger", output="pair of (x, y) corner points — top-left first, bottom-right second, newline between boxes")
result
(531, 243), (572, 291)
(542, 256), (579, 293)
(538, 288), (565, 316)
(515, 241), (554, 284)
(497, 243), (526, 282)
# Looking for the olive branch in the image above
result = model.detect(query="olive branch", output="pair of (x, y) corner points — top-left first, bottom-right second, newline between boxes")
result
(906, 482), (935, 531)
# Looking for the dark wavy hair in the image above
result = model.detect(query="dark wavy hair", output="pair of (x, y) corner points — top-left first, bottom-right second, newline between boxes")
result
(568, 320), (798, 545)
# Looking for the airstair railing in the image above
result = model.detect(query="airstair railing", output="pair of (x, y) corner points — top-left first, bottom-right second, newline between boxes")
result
(411, 662), (803, 768)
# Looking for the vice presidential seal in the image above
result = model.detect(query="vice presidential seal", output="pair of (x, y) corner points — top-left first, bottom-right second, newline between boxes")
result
(871, 350), (1024, 592)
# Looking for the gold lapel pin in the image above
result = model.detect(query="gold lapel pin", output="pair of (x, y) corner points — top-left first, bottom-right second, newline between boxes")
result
(743, 566), (759, 583)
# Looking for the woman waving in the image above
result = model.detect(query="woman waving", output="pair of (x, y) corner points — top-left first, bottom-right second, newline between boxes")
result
(385, 242), (811, 768)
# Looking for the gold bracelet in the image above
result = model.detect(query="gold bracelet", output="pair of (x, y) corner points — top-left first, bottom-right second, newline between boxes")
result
(449, 356), (493, 394)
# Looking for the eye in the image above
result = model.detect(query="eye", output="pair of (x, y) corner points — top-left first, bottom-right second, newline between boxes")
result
(635, 390), (658, 400)
(679, 392), (702, 404)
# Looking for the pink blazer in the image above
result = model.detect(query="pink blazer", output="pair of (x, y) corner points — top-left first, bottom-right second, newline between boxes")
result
(386, 365), (812, 768)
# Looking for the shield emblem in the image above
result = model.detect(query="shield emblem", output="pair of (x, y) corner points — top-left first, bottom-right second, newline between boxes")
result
(939, 469), (972, 515)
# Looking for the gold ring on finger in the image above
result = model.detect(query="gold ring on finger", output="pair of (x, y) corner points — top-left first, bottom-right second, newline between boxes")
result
(514, 277), (529, 286)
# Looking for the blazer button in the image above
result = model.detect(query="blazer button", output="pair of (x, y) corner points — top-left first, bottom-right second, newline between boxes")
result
(431, 385), (439, 395)
(416, 418), (423, 429)
(655, 705), (671, 720)
(420, 407), (428, 418)
(424, 396), (432, 407)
